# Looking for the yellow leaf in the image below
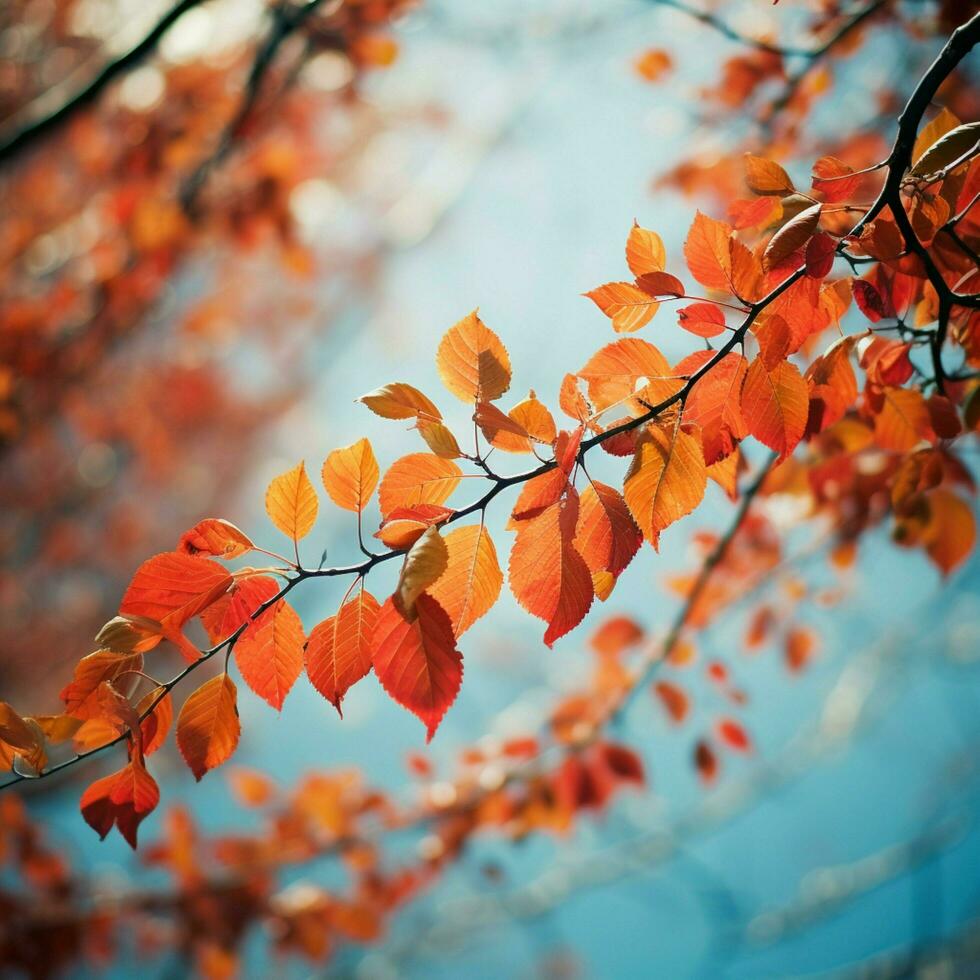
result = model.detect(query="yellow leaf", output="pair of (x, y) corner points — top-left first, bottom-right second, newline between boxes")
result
(428, 524), (503, 636)
(378, 454), (463, 517)
(396, 526), (449, 617)
(357, 382), (441, 421)
(624, 422), (707, 548)
(436, 310), (512, 403)
(322, 439), (379, 513)
(266, 461), (318, 541)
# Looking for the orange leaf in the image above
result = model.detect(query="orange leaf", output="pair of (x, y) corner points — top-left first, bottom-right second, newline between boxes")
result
(436, 310), (512, 402)
(417, 419), (463, 459)
(176, 674), (241, 780)
(744, 154), (794, 195)
(811, 156), (860, 203)
(585, 282), (659, 333)
(427, 523), (503, 637)
(378, 454), (462, 517)
(395, 526), (449, 617)
(578, 338), (673, 414)
(234, 600), (305, 711)
(684, 211), (734, 292)
(625, 223), (666, 277)
(590, 615), (644, 656)
(653, 681), (689, 724)
(200, 574), (281, 645)
(120, 552), (232, 634)
(924, 488), (975, 575)
(633, 49), (672, 83)
(623, 422), (707, 547)
(80, 757), (159, 849)
(265, 462), (319, 542)
(509, 492), (593, 647)
(677, 302), (726, 338)
(872, 387), (930, 452)
(357, 382), (441, 421)
(61, 652), (144, 721)
(490, 391), (557, 452)
(372, 593), (462, 741)
(677, 351), (748, 464)
(741, 357), (808, 460)
(573, 481), (642, 579)
(509, 468), (569, 524)
(322, 439), (379, 513)
(178, 519), (253, 559)
(137, 690), (173, 756)
(375, 504), (454, 550)
(306, 588), (380, 715)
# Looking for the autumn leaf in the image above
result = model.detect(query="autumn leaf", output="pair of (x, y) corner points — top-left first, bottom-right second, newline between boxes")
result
(716, 717), (752, 752)
(573, 481), (642, 580)
(428, 523), (503, 637)
(585, 282), (659, 333)
(436, 310), (512, 402)
(375, 504), (454, 550)
(509, 491), (594, 647)
(234, 600), (305, 711)
(417, 420), (462, 459)
(923, 488), (976, 575)
(635, 271), (685, 298)
(677, 302), (726, 338)
(484, 391), (557, 453)
(199, 575), (280, 646)
(633, 49), (672, 83)
(740, 356), (808, 460)
(61, 652), (144, 720)
(676, 350), (749, 464)
(322, 439), (379, 513)
(578, 338), (674, 414)
(265, 461), (319, 542)
(625, 223), (666, 277)
(811, 156), (860, 203)
(653, 681), (690, 724)
(358, 382), (441, 421)
(176, 674), (241, 780)
(395, 526), (449, 617)
(372, 593), (463, 741)
(763, 203), (821, 270)
(306, 588), (380, 715)
(120, 552), (232, 636)
(378, 453), (462, 517)
(872, 386), (930, 452)
(623, 421), (707, 547)
(178, 519), (254, 559)
(744, 154), (794, 195)
(80, 757), (159, 848)
(684, 211), (734, 292)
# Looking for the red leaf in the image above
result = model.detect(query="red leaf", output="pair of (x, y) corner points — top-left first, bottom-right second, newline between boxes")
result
(372, 593), (463, 741)
(306, 589), (380, 715)
(120, 552), (232, 635)
(509, 491), (593, 647)
(715, 717), (752, 753)
(653, 681), (690, 724)
(635, 271), (685, 298)
(677, 302), (727, 338)
(80, 758), (159, 849)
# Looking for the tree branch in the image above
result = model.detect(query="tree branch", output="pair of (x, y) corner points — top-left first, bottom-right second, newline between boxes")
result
(0, 0), (209, 165)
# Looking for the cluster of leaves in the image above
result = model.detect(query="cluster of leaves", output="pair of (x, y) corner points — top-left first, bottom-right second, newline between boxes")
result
(0, 5), (979, 977)
(0, 0), (412, 707)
